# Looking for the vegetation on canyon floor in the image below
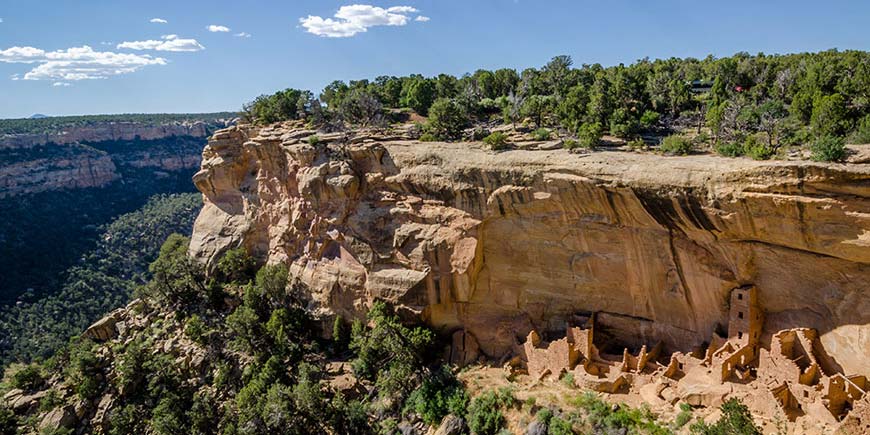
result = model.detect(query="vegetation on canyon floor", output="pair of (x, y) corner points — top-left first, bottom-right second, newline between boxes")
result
(0, 235), (763, 435)
(0, 193), (202, 367)
(244, 50), (870, 162)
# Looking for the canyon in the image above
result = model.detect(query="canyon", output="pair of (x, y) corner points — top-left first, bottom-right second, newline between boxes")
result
(189, 121), (870, 431)
(0, 119), (230, 198)
(0, 116), (229, 302)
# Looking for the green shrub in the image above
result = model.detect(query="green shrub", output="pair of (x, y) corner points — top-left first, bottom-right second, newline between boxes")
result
(714, 142), (744, 157)
(810, 93), (849, 137)
(350, 302), (434, 404)
(307, 135), (321, 146)
(419, 133), (438, 142)
(145, 234), (207, 308)
(563, 139), (579, 150)
(689, 398), (760, 435)
(742, 134), (775, 160)
(548, 416), (574, 435)
(426, 98), (470, 140)
(338, 89), (385, 127)
(571, 392), (669, 434)
(150, 393), (186, 435)
(532, 128), (552, 141)
(404, 366), (468, 425)
(226, 305), (263, 354)
(561, 372), (575, 388)
(38, 389), (64, 412)
(609, 108), (639, 139)
(484, 132), (510, 150)
(10, 364), (44, 390)
(848, 115), (870, 144)
(810, 135), (847, 162)
(64, 340), (103, 400)
(187, 390), (217, 435)
(114, 339), (148, 396)
(108, 405), (147, 435)
(524, 396), (537, 409)
(693, 131), (711, 145)
(640, 110), (661, 129)
(0, 405), (17, 435)
(467, 388), (515, 435)
(184, 315), (208, 345)
(216, 248), (256, 284)
(242, 88), (313, 124)
(576, 122), (603, 150)
(659, 135), (693, 155)
(536, 408), (553, 424)
(332, 316), (348, 350)
(264, 308), (305, 360)
(674, 403), (693, 429)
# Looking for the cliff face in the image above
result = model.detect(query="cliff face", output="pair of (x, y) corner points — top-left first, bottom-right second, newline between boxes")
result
(0, 148), (119, 197)
(0, 135), (209, 198)
(0, 121), (210, 150)
(190, 123), (870, 376)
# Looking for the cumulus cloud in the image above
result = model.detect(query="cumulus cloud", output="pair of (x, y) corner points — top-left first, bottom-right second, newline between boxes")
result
(207, 24), (230, 32)
(117, 35), (205, 52)
(0, 45), (166, 81)
(300, 5), (425, 38)
(235, 32), (252, 38)
(150, 18), (168, 24)
(52, 82), (71, 87)
(415, 16), (430, 22)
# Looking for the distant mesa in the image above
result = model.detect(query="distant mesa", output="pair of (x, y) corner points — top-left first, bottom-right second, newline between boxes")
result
(29, 114), (49, 119)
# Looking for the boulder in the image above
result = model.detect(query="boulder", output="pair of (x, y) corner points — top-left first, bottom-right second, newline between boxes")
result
(5, 389), (47, 413)
(525, 420), (548, 435)
(40, 405), (77, 431)
(83, 314), (119, 341)
(434, 414), (466, 435)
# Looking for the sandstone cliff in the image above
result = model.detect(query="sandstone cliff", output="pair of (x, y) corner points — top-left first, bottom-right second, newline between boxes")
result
(0, 135), (212, 198)
(0, 121), (211, 150)
(189, 123), (870, 380)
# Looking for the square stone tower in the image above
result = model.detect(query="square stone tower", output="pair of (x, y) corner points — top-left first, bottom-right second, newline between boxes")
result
(728, 286), (764, 347)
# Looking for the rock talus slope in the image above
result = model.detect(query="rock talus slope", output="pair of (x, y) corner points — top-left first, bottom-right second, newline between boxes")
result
(190, 123), (870, 377)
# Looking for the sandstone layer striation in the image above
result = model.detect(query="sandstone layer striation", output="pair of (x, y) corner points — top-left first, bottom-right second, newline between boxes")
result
(190, 123), (870, 398)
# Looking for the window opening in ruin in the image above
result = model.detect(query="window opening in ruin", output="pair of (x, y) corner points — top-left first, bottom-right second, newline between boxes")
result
(738, 311), (744, 319)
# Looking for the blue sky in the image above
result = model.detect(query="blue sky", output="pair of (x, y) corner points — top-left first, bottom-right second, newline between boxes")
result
(0, 0), (868, 118)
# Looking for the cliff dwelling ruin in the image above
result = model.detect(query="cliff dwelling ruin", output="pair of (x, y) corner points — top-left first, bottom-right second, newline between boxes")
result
(504, 286), (868, 425)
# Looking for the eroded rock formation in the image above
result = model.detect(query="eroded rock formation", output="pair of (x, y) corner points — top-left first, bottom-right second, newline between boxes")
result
(189, 123), (870, 420)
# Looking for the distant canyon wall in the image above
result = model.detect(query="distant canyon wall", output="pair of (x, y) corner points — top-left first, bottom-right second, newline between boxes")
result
(0, 122), (210, 150)
(189, 123), (870, 376)
(0, 122), (225, 198)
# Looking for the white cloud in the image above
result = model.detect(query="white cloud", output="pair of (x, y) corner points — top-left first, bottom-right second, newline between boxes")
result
(0, 46), (46, 63)
(207, 24), (230, 33)
(235, 32), (251, 38)
(0, 18), (4, 23)
(150, 18), (168, 24)
(117, 34), (205, 52)
(52, 82), (71, 87)
(0, 45), (167, 81)
(415, 16), (430, 22)
(300, 5), (425, 38)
